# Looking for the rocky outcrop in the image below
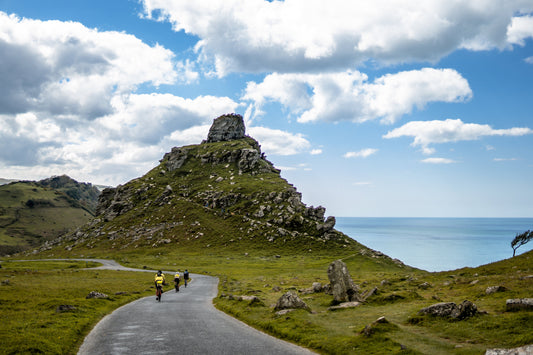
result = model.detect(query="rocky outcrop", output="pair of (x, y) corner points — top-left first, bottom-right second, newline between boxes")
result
(486, 286), (507, 295)
(205, 113), (246, 143)
(419, 300), (477, 320)
(274, 291), (310, 311)
(327, 260), (363, 304)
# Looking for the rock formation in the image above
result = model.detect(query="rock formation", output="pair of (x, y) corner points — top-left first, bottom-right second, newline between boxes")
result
(419, 300), (477, 320)
(274, 291), (310, 311)
(327, 259), (363, 304)
(205, 113), (246, 143)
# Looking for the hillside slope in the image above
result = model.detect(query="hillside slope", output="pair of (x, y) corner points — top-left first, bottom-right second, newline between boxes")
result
(0, 177), (100, 255)
(36, 114), (403, 270)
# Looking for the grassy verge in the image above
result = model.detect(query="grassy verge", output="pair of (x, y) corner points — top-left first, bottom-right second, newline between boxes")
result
(0, 260), (154, 354)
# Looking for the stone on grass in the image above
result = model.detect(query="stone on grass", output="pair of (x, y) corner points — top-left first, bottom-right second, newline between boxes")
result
(274, 291), (310, 311)
(86, 291), (109, 299)
(506, 298), (533, 312)
(485, 344), (533, 354)
(419, 300), (477, 320)
(485, 286), (507, 294)
(327, 259), (362, 304)
(328, 301), (361, 311)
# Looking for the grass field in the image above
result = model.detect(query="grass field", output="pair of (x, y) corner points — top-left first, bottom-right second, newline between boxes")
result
(1, 248), (531, 354)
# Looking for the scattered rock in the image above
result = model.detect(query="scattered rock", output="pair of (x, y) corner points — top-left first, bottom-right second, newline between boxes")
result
(275, 309), (295, 316)
(86, 291), (109, 299)
(485, 344), (533, 354)
(360, 316), (390, 336)
(470, 280), (479, 285)
(1, 279), (10, 286)
(419, 300), (477, 320)
(327, 259), (362, 304)
(506, 298), (533, 312)
(419, 282), (431, 289)
(486, 286), (507, 295)
(299, 282), (323, 294)
(274, 291), (310, 311)
(56, 305), (76, 312)
(272, 286), (282, 292)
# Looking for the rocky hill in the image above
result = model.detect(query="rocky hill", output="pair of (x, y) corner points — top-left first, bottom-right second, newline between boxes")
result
(0, 176), (100, 255)
(37, 114), (400, 264)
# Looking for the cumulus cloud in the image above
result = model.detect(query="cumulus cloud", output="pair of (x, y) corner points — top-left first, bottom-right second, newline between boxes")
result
(0, 12), (178, 119)
(310, 149), (323, 155)
(140, 0), (533, 75)
(507, 15), (533, 46)
(243, 68), (471, 124)
(247, 126), (311, 156)
(344, 149), (378, 159)
(384, 118), (533, 154)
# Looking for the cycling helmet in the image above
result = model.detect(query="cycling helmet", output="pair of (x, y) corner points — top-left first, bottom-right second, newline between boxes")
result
(157, 270), (162, 276)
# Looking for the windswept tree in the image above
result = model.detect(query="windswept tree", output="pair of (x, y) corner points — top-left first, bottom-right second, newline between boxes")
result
(511, 230), (533, 257)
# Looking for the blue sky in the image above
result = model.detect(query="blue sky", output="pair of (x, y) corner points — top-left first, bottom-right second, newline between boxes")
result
(1, 0), (532, 217)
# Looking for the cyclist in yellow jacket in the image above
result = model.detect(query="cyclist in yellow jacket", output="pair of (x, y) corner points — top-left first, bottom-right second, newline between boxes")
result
(174, 271), (180, 292)
(154, 270), (165, 302)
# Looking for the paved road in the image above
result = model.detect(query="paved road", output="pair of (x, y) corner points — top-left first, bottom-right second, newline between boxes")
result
(74, 260), (314, 355)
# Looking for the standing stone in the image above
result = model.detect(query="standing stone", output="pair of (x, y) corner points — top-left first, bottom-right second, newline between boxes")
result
(206, 114), (246, 143)
(327, 260), (362, 304)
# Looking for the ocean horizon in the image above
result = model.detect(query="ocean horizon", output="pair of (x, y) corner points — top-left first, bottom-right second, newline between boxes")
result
(335, 217), (533, 272)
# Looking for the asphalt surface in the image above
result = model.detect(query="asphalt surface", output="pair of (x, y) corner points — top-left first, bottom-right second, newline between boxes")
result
(74, 260), (314, 355)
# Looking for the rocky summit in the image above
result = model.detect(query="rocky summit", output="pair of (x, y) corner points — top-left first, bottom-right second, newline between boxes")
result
(36, 113), (395, 261)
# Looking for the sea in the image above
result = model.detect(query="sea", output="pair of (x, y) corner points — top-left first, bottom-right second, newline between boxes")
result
(335, 217), (533, 272)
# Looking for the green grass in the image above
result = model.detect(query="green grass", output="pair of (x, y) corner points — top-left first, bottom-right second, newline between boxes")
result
(1, 250), (531, 354)
(0, 260), (155, 355)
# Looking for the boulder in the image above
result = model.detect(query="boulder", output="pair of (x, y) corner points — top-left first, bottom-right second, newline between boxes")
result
(506, 298), (533, 312)
(485, 286), (507, 295)
(206, 113), (246, 143)
(327, 260), (362, 304)
(274, 291), (310, 311)
(485, 344), (533, 354)
(419, 300), (477, 320)
(86, 291), (109, 299)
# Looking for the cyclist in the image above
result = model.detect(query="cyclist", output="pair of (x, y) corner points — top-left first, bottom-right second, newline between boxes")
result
(183, 269), (189, 287)
(174, 271), (180, 292)
(154, 270), (165, 302)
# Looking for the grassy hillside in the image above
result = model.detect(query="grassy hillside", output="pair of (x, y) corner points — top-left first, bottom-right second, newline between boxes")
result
(12, 132), (530, 354)
(0, 181), (95, 255)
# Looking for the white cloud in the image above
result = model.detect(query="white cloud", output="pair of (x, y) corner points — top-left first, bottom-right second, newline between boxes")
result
(507, 15), (533, 46)
(421, 158), (456, 164)
(243, 68), (471, 124)
(384, 118), (533, 154)
(0, 12), (178, 119)
(525, 56), (533, 64)
(352, 181), (373, 186)
(247, 126), (311, 156)
(310, 149), (323, 155)
(140, 0), (533, 75)
(344, 148), (378, 159)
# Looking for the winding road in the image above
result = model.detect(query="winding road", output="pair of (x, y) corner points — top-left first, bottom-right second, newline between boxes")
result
(73, 259), (314, 354)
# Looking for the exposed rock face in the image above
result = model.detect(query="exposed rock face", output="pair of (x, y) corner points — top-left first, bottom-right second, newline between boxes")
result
(419, 300), (477, 320)
(274, 291), (310, 311)
(506, 298), (533, 312)
(327, 260), (362, 304)
(206, 113), (246, 143)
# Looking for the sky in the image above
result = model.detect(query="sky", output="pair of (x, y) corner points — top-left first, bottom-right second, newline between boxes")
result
(1, 0), (533, 218)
